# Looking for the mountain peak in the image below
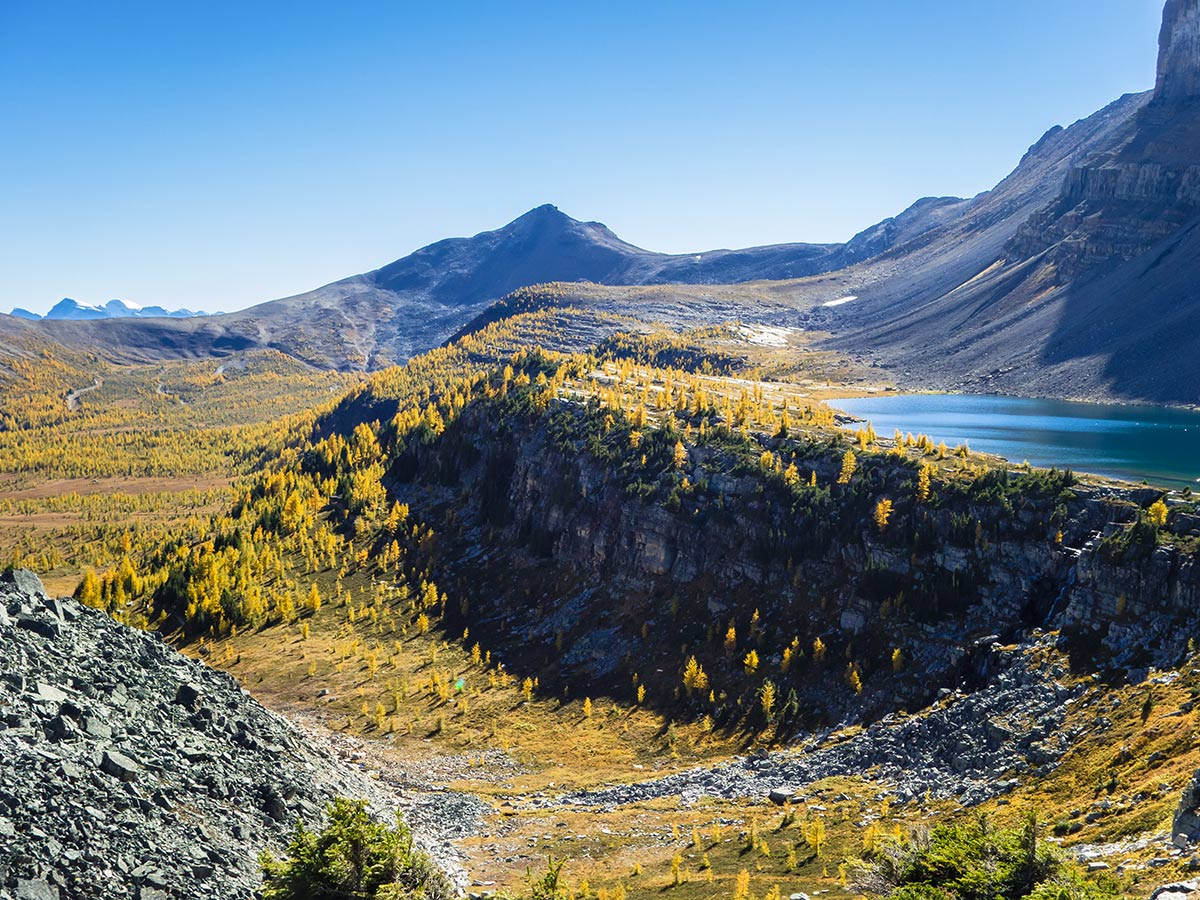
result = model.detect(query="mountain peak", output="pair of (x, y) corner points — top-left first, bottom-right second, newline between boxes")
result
(1155, 0), (1200, 101)
(13, 298), (207, 320)
(47, 298), (107, 320)
(505, 203), (578, 232)
(521, 203), (566, 218)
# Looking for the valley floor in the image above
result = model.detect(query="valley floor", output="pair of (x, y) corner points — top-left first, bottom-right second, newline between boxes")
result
(192, 610), (1200, 900)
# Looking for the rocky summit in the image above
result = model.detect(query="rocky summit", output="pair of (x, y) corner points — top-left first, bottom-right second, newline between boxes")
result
(1157, 0), (1200, 101)
(0, 569), (446, 900)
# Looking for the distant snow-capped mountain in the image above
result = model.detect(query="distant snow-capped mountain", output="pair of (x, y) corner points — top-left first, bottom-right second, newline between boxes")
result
(10, 299), (207, 320)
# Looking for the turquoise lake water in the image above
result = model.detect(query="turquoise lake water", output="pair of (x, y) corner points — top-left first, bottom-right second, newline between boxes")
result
(834, 394), (1200, 489)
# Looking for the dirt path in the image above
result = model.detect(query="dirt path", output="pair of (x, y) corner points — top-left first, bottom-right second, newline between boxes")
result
(156, 380), (185, 404)
(65, 377), (102, 412)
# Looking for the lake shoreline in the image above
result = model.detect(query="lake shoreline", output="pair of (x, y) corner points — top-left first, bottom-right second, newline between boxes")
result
(832, 392), (1200, 491)
(826, 385), (1200, 414)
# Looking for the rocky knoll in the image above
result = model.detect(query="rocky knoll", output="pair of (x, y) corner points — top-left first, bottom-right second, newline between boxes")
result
(0, 569), (436, 900)
(397, 395), (1200, 730)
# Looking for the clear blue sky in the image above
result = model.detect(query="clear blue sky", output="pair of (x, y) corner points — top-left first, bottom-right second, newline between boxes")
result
(0, 0), (1166, 314)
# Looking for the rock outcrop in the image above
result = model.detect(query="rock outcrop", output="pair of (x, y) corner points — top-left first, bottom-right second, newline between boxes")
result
(1153, 881), (1200, 900)
(1176, 767), (1200, 841)
(1157, 0), (1200, 102)
(0, 570), (441, 900)
(390, 395), (1200, 738)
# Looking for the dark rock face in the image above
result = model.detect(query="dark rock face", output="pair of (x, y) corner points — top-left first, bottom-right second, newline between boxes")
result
(1157, 0), (1200, 102)
(378, 400), (1200, 815)
(1176, 768), (1200, 840)
(400, 400), (1200, 729)
(0, 571), (424, 900)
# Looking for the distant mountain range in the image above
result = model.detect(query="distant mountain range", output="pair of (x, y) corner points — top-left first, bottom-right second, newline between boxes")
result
(10, 298), (207, 321)
(0, 200), (962, 371)
(2, 0), (1197, 404)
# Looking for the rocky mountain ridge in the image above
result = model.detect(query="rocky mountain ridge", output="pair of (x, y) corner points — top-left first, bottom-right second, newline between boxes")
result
(11, 299), (206, 322)
(824, 0), (1200, 404)
(0, 197), (969, 371)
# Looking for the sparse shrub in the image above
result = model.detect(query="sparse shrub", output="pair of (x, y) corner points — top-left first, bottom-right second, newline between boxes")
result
(682, 656), (709, 694)
(875, 499), (894, 532)
(259, 797), (453, 900)
(759, 680), (776, 720)
(847, 663), (863, 694)
(855, 813), (1120, 899)
(916, 464), (932, 503)
(743, 650), (759, 674)
(519, 857), (571, 900)
(733, 869), (751, 900)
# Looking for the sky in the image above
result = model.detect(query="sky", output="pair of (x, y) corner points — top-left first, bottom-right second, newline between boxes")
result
(0, 0), (1167, 315)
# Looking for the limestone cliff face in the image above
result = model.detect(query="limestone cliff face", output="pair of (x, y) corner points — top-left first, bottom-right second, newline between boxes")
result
(1006, 0), (1200, 278)
(1006, 158), (1200, 279)
(816, 0), (1200, 406)
(1156, 0), (1200, 102)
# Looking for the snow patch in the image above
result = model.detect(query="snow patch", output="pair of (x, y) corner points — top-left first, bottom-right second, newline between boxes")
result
(737, 324), (797, 347)
(822, 295), (858, 307)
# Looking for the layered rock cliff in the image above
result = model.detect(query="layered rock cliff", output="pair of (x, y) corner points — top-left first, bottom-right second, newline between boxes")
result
(1004, 0), (1200, 279)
